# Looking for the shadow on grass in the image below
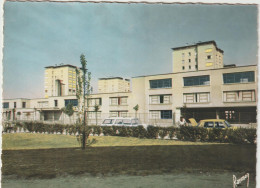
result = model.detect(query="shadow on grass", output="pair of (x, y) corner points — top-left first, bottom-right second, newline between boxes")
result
(2, 144), (256, 179)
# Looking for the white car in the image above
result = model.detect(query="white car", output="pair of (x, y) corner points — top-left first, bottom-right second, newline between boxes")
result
(101, 117), (147, 128)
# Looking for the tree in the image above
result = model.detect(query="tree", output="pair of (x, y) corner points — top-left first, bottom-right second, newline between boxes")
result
(94, 104), (100, 126)
(61, 103), (74, 124)
(76, 54), (93, 149)
(133, 104), (139, 118)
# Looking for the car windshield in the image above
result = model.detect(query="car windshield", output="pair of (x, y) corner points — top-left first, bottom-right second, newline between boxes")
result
(122, 119), (131, 125)
(225, 121), (231, 127)
(103, 119), (113, 124)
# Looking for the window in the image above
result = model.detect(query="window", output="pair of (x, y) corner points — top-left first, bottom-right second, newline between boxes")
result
(149, 79), (172, 89)
(215, 122), (225, 128)
(89, 98), (102, 106)
(14, 102), (16, 108)
(182, 53), (185, 58)
(204, 121), (214, 128)
(188, 59), (191, 63)
(182, 60), (185, 64)
(110, 97), (127, 106)
(110, 98), (118, 105)
(54, 100), (58, 107)
(223, 71), (255, 84)
(149, 111), (160, 119)
(189, 66), (191, 69)
(207, 55), (212, 59)
(223, 90), (255, 102)
(161, 110), (172, 119)
(109, 111), (128, 117)
(195, 65), (198, 69)
(65, 99), (78, 106)
(88, 111), (101, 119)
(188, 52), (191, 56)
(183, 93), (210, 103)
(3, 102), (9, 108)
(182, 66), (185, 70)
(149, 95), (171, 104)
(183, 75), (210, 86)
(22, 102), (26, 108)
(150, 110), (172, 119)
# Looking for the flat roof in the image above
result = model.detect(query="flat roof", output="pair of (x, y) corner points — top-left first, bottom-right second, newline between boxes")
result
(45, 64), (78, 69)
(99, 77), (123, 80)
(172, 40), (224, 53)
(132, 64), (257, 78)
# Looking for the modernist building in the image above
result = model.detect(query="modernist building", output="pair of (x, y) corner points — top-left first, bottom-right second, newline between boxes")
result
(44, 64), (78, 97)
(172, 41), (224, 73)
(2, 41), (257, 126)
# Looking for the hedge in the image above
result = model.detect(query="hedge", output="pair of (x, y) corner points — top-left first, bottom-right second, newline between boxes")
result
(2, 121), (256, 144)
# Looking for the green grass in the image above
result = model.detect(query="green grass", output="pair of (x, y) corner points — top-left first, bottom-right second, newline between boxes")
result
(2, 133), (225, 150)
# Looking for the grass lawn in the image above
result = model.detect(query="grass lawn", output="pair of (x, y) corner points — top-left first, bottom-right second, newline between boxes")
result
(2, 133), (256, 186)
(2, 133), (224, 150)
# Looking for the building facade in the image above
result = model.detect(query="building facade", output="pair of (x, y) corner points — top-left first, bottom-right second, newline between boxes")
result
(172, 41), (224, 73)
(98, 77), (130, 93)
(44, 64), (79, 98)
(2, 41), (257, 126)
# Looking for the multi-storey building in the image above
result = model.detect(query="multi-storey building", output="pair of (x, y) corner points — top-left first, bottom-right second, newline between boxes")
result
(44, 64), (78, 98)
(2, 41), (257, 127)
(172, 41), (224, 73)
(98, 77), (130, 93)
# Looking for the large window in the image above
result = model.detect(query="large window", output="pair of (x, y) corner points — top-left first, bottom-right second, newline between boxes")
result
(223, 71), (255, 84)
(149, 95), (172, 104)
(149, 110), (172, 119)
(3, 102), (9, 108)
(183, 75), (210, 86)
(65, 99), (78, 106)
(109, 97), (128, 106)
(161, 110), (172, 119)
(89, 98), (102, 106)
(183, 92), (210, 103)
(223, 90), (255, 102)
(149, 79), (172, 89)
(22, 102), (26, 108)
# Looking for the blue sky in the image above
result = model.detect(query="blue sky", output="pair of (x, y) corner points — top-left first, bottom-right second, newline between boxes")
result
(3, 2), (258, 99)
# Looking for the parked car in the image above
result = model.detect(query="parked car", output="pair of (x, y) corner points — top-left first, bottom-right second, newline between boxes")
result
(189, 118), (232, 128)
(101, 117), (147, 128)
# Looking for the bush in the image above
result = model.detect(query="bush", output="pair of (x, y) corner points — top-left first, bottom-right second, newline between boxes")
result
(93, 126), (102, 136)
(167, 127), (177, 139)
(118, 126), (129, 137)
(102, 126), (114, 136)
(146, 126), (159, 139)
(24, 122), (34, 132)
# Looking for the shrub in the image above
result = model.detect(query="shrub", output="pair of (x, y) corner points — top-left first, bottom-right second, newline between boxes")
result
(146, 126), (159, 139)
(167, 127), (177, 139)
(118, 126), (128, 137)
(24, 122), (34, 132)
(102, 126), (114, 136)
(93, 126), (102, 136)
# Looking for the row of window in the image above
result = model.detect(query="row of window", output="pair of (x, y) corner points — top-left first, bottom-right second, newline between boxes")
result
(149, 71), (255, 89)
(183, 90), (255, 103)
(3, 102), (26, 109)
